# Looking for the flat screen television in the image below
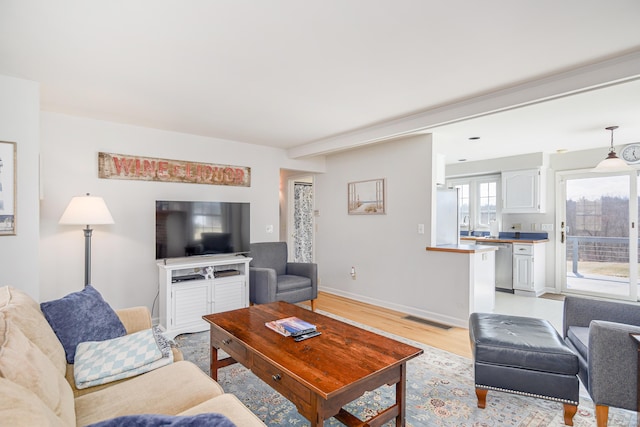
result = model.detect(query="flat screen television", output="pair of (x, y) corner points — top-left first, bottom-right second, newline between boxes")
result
(155, 200), (250, 260)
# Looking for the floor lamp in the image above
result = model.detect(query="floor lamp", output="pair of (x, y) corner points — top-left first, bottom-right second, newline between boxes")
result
(59, 193), (114, 286)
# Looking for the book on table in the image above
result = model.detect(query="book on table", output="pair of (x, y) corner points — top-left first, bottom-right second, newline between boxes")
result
(265, 316), (316, 337)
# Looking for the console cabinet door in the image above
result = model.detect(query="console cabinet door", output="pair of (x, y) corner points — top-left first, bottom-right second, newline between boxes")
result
(172, 281), (211, 330)
(213, 278), (246, 313)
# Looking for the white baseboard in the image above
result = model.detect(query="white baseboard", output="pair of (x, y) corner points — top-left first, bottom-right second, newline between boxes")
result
(318, 285), (467, 328)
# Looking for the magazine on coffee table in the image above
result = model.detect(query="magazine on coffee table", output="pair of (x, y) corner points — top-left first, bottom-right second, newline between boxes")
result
(265, 316), (316, 337)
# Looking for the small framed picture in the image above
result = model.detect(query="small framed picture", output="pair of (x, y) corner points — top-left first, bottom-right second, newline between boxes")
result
(0, 141), (16, 236)
(348, 178), (386, 215)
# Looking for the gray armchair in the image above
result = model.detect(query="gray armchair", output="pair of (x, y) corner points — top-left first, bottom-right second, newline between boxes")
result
(563, 296), (640, 427)
(248, 242), (318, 311)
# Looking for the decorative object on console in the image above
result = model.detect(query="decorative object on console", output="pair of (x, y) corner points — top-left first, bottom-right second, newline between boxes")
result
(593, 126), (633, 172)
(40, 285), (127, 363)
(59, 193), (114, 286)
(347, 178), (386, 215)
(0, 141), (17, 236)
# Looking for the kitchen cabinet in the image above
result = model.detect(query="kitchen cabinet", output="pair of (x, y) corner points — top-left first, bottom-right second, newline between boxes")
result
(513, 243), (545, 296)
(502, 169), (546, 213)
(157, 256), (251, 339)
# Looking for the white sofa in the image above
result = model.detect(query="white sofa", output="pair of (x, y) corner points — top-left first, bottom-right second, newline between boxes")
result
(0, 286), (266, 426)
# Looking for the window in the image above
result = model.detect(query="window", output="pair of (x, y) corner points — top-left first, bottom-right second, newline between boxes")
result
(448, 174), (500, 233)
(478, 181), (498, 226)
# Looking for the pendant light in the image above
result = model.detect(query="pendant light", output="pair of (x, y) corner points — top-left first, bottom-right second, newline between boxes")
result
(593, 126), (632, 172)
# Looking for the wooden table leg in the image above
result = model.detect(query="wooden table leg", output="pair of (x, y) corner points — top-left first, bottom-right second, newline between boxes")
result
(311, 396), (324, 427)
(396, 363), (407, 427)
(210, 344), (219, 381)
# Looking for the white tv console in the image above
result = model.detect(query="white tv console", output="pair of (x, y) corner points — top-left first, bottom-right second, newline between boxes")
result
(157, 255), (252, 339)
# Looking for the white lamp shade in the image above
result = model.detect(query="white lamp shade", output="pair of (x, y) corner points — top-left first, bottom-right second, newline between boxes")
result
(59, 195), (115, 225)
(593, 155), (633, 173)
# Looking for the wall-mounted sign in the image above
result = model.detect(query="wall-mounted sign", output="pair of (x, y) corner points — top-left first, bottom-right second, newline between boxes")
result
(98, 152), (251, 187)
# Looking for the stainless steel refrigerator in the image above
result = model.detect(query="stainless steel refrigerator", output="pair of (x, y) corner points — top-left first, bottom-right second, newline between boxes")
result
(436, 188), (459, 246)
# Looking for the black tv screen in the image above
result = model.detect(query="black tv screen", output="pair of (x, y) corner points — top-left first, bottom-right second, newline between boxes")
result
(155, 201), (250, 259)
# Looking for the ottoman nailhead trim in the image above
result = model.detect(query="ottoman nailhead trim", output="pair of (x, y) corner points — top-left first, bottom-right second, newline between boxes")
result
(476, 384), (579, 406)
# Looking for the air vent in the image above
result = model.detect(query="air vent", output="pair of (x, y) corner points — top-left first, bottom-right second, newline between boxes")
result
(403, 315), (452, 330)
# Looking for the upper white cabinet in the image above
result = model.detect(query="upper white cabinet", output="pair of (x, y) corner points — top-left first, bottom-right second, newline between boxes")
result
(502, 169), (546, 213)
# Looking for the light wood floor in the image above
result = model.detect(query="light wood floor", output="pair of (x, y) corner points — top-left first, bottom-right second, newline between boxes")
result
(308, 292), (472, 358)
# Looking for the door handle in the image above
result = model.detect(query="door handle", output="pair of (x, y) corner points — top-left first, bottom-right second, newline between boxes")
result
(561, 231), (565, 244)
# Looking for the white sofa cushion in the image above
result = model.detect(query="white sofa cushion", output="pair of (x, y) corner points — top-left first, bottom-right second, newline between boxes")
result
(74, 360), (225, 426)
(0, 286), (66, 375)
(0, 378), (69, 427)
(0, 312), (75, 425)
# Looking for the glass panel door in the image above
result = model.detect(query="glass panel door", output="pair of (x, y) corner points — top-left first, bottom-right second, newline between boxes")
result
(560, 172), (638, 300)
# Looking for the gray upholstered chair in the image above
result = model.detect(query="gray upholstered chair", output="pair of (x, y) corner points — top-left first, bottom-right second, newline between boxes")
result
(563, 296), (640, 427)
(248, 242), (317, 311)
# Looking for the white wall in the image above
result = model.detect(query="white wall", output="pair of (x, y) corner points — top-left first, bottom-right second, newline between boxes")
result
(0, 75), (40, 300)
(39, 112), (324, 312)
(315, 134), (462, 320)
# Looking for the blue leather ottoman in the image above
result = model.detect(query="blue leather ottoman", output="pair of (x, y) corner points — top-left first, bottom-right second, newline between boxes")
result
(469, 312), (579, 426)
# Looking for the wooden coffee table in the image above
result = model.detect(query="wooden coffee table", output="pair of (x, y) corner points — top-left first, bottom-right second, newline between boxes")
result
(203, 301), (423, 427)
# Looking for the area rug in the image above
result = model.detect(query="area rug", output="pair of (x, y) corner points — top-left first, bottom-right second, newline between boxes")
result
(174, 312), (635, 427)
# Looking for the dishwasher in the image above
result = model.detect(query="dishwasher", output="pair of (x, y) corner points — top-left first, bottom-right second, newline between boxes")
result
(476, 241), (513, 292)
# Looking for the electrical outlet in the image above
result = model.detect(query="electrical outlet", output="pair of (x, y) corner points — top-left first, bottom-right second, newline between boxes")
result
(511, 223), (522, 230)
(541, 223), (554, 231)
(417, 224), (425, 234)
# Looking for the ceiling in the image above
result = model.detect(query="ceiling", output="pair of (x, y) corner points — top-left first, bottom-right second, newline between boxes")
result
(1, 1), (639, 163)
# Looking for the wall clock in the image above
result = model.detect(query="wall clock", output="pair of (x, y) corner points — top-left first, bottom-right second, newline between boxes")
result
(621, 143), (640, 164)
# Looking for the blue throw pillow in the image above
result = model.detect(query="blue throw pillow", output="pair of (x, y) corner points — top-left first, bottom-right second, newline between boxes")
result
(40, 285), (127, 363)
(87, 413), (237, 427)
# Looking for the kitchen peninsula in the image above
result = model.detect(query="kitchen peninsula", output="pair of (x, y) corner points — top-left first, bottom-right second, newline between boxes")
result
(461, 232), (549, 297)
(425, 243), (497, 327)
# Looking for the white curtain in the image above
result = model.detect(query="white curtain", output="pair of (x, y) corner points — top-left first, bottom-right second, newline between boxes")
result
(294, 182), (313, 263)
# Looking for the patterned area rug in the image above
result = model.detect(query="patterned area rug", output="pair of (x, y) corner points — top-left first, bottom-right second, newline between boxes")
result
(174, 312), (636, 426)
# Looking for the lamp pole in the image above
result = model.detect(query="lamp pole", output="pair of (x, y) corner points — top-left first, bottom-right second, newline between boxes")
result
(83, 225), (93, 286)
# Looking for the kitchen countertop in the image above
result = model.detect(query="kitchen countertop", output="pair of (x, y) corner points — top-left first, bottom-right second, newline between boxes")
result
(426, 244), (499, 253)
(461, 236), (549, 244)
